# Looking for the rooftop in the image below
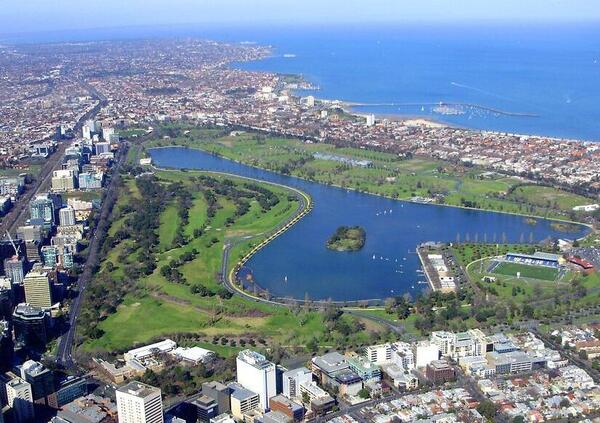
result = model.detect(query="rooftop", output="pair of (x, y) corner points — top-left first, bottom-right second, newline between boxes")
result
(228, 382), (258, 402)
(117, 381), (161, 399)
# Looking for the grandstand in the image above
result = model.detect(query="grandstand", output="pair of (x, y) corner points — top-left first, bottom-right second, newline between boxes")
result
(504, 252), (562, 268)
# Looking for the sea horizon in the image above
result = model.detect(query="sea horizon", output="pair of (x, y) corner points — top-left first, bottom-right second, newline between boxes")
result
(4, 22), (600, 141)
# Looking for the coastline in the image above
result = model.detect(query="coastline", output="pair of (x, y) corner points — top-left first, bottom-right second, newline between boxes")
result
(146, 145), (594, 241)
(236, 45), (599, 144)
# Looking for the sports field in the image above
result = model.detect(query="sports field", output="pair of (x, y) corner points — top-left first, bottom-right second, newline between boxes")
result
(491, 261), (560, 281)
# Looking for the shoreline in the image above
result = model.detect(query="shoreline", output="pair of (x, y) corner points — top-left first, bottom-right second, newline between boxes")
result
(236, 46), (599, 144)
(146, 145), (594, 241)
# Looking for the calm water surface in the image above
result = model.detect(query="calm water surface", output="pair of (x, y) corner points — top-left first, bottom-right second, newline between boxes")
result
(149, 147), (589, 301)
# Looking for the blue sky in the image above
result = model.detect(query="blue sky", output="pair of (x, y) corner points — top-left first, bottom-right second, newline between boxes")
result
(2, 0), (600, 35)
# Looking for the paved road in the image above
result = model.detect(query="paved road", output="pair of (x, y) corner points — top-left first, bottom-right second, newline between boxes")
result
(56, 143), (128, 368)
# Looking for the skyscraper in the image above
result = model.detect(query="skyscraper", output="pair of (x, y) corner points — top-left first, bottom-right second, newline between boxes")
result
(58, 206), (76, 226)
(6, 377), (35, 423)
(29, 194), (54, 225)
(40, 246), (58, 269)
(3, 256), (24, 285)
(20, 360), (55, 406)
(116, 381), (163, 423)
(12, 303), (48, 350)
(236, 350), (277, 411)
(23, 270), (52, 309)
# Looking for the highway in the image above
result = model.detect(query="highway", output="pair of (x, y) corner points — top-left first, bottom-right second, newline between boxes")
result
(56, 142), (128, 368)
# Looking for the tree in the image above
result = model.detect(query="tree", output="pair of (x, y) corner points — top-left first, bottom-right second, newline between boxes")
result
(357, 388), (370, 399)
(477, 400), (498, 419)
(306, 337), (319, 353)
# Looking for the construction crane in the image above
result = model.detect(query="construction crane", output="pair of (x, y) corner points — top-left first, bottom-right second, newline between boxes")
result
(5, 230), (20, 258)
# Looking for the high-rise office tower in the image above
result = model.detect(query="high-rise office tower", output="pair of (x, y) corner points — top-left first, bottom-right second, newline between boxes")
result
(58, 206), (76, 226)
(29, 195), (54, 225)
(116, 381), (164, 423)
(6, 377), (35, 423)
(23, 270), (52, 309)
(20, 360), (55, 405)
(4, 256), (24, 285)
(236, 350), (277, 411)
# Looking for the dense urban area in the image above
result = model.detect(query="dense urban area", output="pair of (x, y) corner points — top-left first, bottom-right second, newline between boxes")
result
(0, 37), (599, 423)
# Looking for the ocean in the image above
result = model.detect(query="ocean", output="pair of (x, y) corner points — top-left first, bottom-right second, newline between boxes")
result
(5, 23), (600, 140)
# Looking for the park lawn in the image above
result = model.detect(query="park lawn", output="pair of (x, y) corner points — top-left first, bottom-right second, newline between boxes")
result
(89, 295), (212, 351)
(510, 185), (592, 211)
(350, 309), (420, 336)
(452, 243), (541, 266)
(62, 190), (103, 202)
(192, 341), (241, 358)
(127, 143), (143, 164)
(0, 163), (41, 178)
(158, 203), (181, 251)
(184, 195), (208, 238)
(492, 262), (561, 281)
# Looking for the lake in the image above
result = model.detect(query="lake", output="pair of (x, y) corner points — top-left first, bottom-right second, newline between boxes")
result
(149, 147), (589, 302)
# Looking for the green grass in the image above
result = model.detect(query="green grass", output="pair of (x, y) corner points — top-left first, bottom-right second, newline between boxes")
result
(158, 203), (181, 251)
(492, 262), (561, 281)
(62, 190), (103, 202)
(0, 164), (41, 178)
(88, 295), (212, 351)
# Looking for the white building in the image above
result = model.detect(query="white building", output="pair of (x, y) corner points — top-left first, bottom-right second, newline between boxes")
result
(391, 342), (415, 370)
(282, 367), (312, 400)
(415, 341), (440, 368)
(6, 377), (34, 423)
(82, 125), (92, 140)
(365, 114), (375, 127)
(431, 330), (489, 360)
(124, 339), (177, 363)
(116, 381), (163, 423)
(236, 350), (276, 411)
(102, 127), (115, 142)
(171, 346), (214, 364)
(365, 344), (392, 365)
(59, 206), (76, 227)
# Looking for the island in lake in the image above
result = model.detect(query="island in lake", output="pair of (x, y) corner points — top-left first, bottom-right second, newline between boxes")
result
(326, 226), (366, 252)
